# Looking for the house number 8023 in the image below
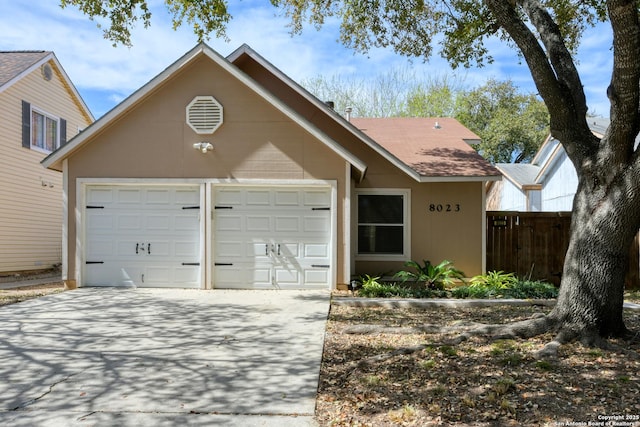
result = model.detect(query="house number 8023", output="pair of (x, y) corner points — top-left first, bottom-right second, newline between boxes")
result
(429, 204), (461, 212)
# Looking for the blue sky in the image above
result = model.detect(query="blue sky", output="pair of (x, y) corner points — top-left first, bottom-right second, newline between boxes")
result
(1, 1), (613, 119)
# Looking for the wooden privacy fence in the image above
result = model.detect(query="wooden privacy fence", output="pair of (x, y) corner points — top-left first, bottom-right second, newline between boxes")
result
(486, 211), (640, 289)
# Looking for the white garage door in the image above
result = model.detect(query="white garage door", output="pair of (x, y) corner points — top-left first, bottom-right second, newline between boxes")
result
(213, 186), (332, 289)
(84, 185), (201, 288)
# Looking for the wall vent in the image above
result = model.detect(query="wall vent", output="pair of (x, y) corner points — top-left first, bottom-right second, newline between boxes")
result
(186, 96), (223, 134)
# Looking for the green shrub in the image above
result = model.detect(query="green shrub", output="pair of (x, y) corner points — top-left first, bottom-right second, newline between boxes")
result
(504, 280), (558, 299)
(357, 274), (443, 298)
(394, 260), (465, 290)
(452, 278), (558, 299)
(451, 285), (490, 299)
(470, 270), (517, 290)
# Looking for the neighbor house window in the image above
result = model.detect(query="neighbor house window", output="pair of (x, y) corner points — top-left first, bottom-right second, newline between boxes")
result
(31, 109), (59, 152)
(356, 189), (410, 259)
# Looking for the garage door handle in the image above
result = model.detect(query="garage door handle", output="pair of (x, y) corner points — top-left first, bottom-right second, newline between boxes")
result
(214, 263), (233, 266)
(136, 243), (139, 254)
(148, 243), (151, 254)
(277, 244), (281, 256)
(265, 244), (269, 256)
(86, 261), (104, 264)
(312, 264), (330, 268)
(182, 262), (200, 266)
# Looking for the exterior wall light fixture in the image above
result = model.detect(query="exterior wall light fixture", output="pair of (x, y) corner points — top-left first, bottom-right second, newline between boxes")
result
(193, 142), (213, 153)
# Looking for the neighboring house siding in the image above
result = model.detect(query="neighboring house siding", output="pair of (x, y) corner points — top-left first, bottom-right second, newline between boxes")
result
(496, 179), (527, 211)
(540, 149), (578, 211)
(0, 60), (90, 272)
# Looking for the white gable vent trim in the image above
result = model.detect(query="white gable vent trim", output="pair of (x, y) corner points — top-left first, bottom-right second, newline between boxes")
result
(186, 95), (223, 134)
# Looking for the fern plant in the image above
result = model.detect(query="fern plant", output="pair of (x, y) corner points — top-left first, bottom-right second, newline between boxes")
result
(469, 270), (518, 290)
(394, 260), (464, 290)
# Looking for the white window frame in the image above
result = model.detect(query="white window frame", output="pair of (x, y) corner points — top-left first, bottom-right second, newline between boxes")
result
(30, 106), (60, 154)
(355, 188), (410, 261)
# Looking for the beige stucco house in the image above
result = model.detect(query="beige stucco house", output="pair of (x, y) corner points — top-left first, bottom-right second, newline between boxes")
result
(42, 43), (500, 290)
(0, 51), (93, 273)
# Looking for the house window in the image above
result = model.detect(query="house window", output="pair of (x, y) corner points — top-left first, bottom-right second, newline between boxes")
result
(31, 109), (59, 152)
(356, 189), (410, 259)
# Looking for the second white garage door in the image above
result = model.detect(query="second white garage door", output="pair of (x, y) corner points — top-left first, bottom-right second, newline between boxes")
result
(213, 186), (332, 289)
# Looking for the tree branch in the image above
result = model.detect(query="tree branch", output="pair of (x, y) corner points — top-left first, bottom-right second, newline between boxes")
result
(483, 0), (596, 166)
(607, 0), (640, 160)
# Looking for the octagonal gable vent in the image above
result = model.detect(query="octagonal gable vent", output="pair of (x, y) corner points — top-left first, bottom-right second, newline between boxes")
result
(186, 95), (223, 134)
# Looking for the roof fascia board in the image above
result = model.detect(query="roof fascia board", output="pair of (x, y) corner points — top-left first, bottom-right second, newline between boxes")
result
(228, 45), (424, 182)
(49, 53), (94, 121)
(44, 43), (367, 175)
(419, 175), (502, 183)
(530, 133), (554, 165)
(0, 52), (52, 95)
(534, 143), (564, 183)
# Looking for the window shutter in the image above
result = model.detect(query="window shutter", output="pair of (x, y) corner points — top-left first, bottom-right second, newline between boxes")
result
(21, 101), (30, 149)
(60, 119), (67, 146)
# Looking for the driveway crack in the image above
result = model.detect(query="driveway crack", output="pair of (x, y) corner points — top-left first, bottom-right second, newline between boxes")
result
(11, 368), (87, 411)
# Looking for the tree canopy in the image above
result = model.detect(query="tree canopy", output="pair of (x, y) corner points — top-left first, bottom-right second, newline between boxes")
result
(455, 79), (550, 163)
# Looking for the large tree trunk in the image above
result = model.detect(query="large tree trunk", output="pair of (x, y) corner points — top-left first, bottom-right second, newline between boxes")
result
(548, 169), (640, 344)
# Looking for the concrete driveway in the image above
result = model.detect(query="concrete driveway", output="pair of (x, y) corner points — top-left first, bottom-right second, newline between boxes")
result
(0, 288), (330, 426)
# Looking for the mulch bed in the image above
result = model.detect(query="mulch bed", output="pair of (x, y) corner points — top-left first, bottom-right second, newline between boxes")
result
(316, 304), (640, 426)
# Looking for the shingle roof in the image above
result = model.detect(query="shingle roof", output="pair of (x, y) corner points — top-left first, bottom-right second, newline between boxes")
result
(0, 51), (51, 87)
(350, 117), (501, 178)
(495, 163), (541, 188)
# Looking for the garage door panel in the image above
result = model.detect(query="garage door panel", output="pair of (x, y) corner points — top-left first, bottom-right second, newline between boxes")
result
(275, 216), (300, 232)
(246, 190), (270, 206)
(304, 190), (331, 206)
(175, 189), (200, 204)
(85, 185), (201, 288)
(86, 239), (114, 258)
(248, 242), (271, 258)
(146, 215), (170, 230)
(87, 188), (114, 204)
(304, 269), (329, 285)
(145, 266), (171, 282)
(275, 268), (300, 285)
(117, 214), (142, 230)
(246, 216), (271, 231)
(304, 216), (330, 233)
(215, 189), (242, 205)
(116, 240), (141, 257)
(304, 243), (329, 258)
(117, 188), (143, 204)
(214, 264), (272, 288)
(174, 215), (200, 231)
(279, 243), (299, 257)
(174, 241), (199, 257)
(216, 215), (242, 231)
(87, 213), (114, 231)
(213, 186), (331, 289)
(275, 190), (299, 206)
